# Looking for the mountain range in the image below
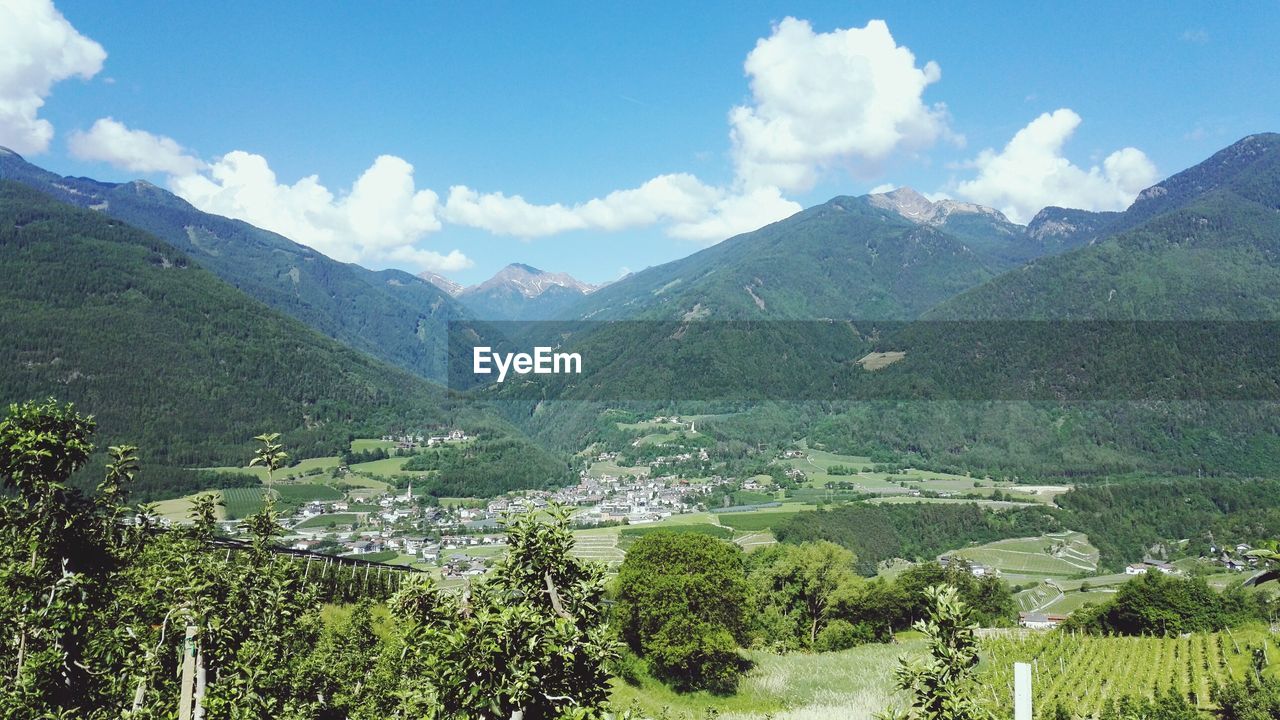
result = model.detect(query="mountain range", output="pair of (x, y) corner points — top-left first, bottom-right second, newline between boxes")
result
(485, 133), (1280, 476)
(0, 147), (490, 382)
(2, 134), (1280, 495)
(561, 185), (1098, 322)
(423, 263), (604, 321)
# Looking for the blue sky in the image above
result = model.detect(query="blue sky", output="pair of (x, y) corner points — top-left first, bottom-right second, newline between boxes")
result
(4, 1), (1278, 284)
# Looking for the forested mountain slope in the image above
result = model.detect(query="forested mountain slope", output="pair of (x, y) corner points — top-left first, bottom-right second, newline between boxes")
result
(928, 133), (1280, 320)
(566, 196), (1002, 321)
(0, 181), (564, 497)
(0, 148), (487, 382)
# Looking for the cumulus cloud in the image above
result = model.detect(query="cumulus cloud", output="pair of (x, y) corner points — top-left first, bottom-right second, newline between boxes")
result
(442, 174), (721, 237)
(0, 0), (106, 154)
(729, 17), (955, 193)
(50, 14), (967, 259)
(171, 152), (471, 273)
(953, 109), (1158, 224)
(68, 117), (204, 175)
(667, 186), (802, 241)
(442, 174), (801, 244)
(440, 17), (948, 243)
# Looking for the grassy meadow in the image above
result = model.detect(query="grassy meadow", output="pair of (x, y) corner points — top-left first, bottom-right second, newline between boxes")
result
(610, 640), (921, 720)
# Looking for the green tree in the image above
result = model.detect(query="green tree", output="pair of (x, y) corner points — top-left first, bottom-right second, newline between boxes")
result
(615, 531), (750, 693)
(881, 585), (992, 720)
(374, 506), (618, 719)
(750, 541), (859, 648)
(0, 400), (148, 716)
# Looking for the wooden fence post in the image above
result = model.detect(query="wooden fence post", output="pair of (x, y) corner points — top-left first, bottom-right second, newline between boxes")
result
(178, 625), (197, 720)
(193, 638), (207, 720)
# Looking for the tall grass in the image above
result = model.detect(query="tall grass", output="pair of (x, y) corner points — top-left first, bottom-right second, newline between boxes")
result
(611, 640), (920, 719)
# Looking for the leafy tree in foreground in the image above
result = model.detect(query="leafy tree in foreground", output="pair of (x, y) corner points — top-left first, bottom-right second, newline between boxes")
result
(372, 506), (618, 719)
(615, 531), (750, 694)
(0, 398), (617, 719)
(0, 399), (149, 716)
(880, 584), (992, 720)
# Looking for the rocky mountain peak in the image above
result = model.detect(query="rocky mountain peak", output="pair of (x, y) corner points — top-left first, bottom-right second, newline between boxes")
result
(867, 186), (1013, 226)
(464, 263), (602, 299)
(417, 271), (464, 296)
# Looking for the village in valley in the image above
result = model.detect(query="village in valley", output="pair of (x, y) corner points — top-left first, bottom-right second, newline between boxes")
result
(174, 413), (1267, 604)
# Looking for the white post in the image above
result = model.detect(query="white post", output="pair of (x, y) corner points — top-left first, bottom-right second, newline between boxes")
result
(1014, 662), (1032, 720)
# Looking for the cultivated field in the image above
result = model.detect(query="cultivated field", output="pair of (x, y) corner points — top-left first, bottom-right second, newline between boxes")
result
(778, 443), (1065, 505)
(350, 438), (396, 452)
(347, 456), (431, 478)
(152, 492), (225, 522)
(978, 626), (1278, 717)
(948, 532), (1099, 584)
(718, 505), (807, 532)
(1015, 573), (1131, 614)
(569, 512), (778, 569)
(205, 455), (343, 482)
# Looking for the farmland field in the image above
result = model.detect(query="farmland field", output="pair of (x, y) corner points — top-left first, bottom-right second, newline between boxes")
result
(780, 446), (983, 495)
(273, 483), (343, 504)
(220, 487), (269, 519)
(864, 496), (1038, 509)
(948, 532), (1099, 583)
(205, 455), (342, 482)
(1015, 573), (1131, 614)
(348, 456), (431, 477)
(569, 526), (627, 566)
(350, 438), (396, 453)
(152, 493), (225, 522)
(717, 506), (807, 531)
(617, 523), (732, 550)
(978, 626), (1278, 717)
(615, 420), (688, 432)
(587, 458), (650, 478)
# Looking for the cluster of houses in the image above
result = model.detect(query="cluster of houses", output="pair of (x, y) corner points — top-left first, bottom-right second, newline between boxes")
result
(1124, 560), (1180, 575)
(272, 460), (740, 579)
(937, 555), (997, 577)
(647, 449), (711, 467)
(1207, 543), (1259, 573)
(380, 429), (469, 451)
(483, 471), (732, 525)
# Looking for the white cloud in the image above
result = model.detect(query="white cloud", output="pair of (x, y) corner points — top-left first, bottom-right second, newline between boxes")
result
(729, 17), (955, 193)
(441, 173), (722, 237)
(434, 18), (957, 243)
(40, 13), (971, 259)
(0, 0), (106, 154)
(869, 183), (897, 194)
(171, 151), (471, 273)
(442, 174), (801, 244)
(668, 186), (802, 241)
(68, 117), (204, 175)
(953, 109), (1158, 224)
